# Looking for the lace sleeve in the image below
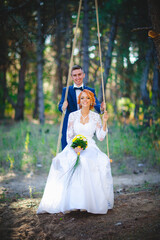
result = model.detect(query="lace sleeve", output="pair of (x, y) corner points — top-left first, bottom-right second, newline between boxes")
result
(95, 113), (108, 141)
(67, 112), (75, 144)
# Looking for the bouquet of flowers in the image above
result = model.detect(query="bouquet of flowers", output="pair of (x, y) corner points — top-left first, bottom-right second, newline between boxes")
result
(70, 134), (88, 175)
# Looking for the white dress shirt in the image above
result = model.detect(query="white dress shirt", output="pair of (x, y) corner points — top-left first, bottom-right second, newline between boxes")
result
(73, 83), (84, 109)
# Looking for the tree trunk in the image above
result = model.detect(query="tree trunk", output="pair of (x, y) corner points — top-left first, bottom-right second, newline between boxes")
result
(0, 9), (8, 119)
(140, 40), (153, 125)
(112, 67), (118, 115)
(152, 49), (159, 107)
(133, 42), (145, 119)
(63, 11), (71, 90)
(33, 83), (38, 119)
(15, 50), (27, 121)
(53, 3), (70, 99)
(148, 0), (160, 67)
(124, 43), (133, 99)
(54, 12), (63, 97)
(0, 66), (7, 119)
(82, 0), (89, 85)
(98, 15), (118, 102)
(140, 41), (153, 106)
(37, 0), (45, 124)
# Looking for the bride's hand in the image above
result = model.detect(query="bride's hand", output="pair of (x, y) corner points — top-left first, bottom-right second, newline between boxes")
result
(74, 147), (83, 154)
(103, 111), (109, 122)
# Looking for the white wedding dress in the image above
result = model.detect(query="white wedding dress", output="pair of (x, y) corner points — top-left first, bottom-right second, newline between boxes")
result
(37, 110), (114, 214)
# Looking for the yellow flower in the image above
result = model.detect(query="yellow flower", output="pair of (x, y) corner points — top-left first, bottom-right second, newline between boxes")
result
(77, 152), (80, 156)
(72, 134), (87, 142)
(72, 136), (77, 142)
(77, 146), (81, 148)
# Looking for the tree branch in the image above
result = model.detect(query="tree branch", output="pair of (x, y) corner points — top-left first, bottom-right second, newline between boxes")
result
(131, 27), (152, 32)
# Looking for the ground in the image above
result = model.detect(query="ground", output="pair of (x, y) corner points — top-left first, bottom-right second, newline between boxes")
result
(0, 171), (160, 240)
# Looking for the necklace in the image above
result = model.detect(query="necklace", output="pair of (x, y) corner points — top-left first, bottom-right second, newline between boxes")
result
(81, 111), (89, 121)
(81, 114), (89, 120)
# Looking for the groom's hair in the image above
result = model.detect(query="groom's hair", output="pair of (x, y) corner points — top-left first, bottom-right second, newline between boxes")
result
(71, 65), (84, 74)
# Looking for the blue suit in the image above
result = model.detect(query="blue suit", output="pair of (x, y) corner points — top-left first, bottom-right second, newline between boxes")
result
(58, 85), (101, 150)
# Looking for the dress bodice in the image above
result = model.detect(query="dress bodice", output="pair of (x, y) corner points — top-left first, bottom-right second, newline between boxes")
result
(67, 110), (107, 144)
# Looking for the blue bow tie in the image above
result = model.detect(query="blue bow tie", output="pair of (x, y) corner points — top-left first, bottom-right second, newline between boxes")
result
(74, 87), (83, 91)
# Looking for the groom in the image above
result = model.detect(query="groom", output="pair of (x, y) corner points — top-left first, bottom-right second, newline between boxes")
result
(58, 65), (105, 150)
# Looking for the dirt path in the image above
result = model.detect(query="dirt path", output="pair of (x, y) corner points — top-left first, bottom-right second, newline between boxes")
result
(0, 171), (160, 198)
(0, 172), (160, 240)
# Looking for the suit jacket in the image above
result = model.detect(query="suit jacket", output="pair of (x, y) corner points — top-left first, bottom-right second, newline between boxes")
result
(58, 85), (101, 149)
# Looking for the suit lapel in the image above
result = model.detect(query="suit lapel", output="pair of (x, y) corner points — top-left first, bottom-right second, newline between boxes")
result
(69, 86), (77, 110)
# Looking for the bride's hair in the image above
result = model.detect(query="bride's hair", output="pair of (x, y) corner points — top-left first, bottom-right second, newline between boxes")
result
(78, 89), (95, 110)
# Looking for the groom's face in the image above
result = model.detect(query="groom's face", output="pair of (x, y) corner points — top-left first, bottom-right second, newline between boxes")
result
(71, 69), (85, 87)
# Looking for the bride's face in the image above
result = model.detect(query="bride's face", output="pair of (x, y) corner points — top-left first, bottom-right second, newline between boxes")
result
(80, 92), (91, 108)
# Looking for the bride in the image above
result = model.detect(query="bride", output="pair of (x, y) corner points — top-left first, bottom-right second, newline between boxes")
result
(37, 89), (114, 214)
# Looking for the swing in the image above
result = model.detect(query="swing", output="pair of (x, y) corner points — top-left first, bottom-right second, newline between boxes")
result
(56, 0), (111, 162)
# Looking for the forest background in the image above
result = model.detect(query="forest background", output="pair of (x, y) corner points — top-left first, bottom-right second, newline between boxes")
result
(0, 0), (160, 175)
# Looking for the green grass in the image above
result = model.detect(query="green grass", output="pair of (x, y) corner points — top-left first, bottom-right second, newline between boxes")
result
(96, 121), (160, 174)
(125, 182), (160, 194)
(0, 121), (59, 174)
(0, 120), (160, 175)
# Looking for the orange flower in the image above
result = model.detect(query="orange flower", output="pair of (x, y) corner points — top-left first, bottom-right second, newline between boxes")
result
(110, 159), (113, 163)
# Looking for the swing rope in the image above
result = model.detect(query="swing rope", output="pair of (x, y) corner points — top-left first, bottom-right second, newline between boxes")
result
(95, 0), (110, 159)
(56, 0), (82, 155)
(56, 0), (110, 159)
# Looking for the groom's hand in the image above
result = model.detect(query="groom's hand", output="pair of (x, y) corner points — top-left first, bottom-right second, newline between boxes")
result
(100, 101), (106, 112)
(62, 101), (68, 112)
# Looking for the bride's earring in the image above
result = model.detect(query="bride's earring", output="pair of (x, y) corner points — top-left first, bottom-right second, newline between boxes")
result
(90, 102), (93, 106)
(79, 103), (82, 108)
